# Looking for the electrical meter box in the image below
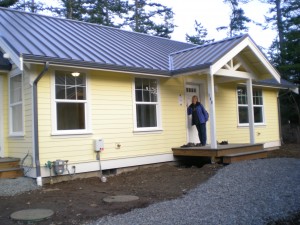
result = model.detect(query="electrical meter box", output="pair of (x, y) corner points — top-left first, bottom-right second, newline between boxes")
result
(94, 139), (104, 151)
(54, 160), (65, 175)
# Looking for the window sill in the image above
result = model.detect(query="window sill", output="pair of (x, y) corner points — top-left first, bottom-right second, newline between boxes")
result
(133, 129), (163, 134)
(51, 131), (93, 137)
(9, 133), (25, 138)
(238, 123), (266, 128)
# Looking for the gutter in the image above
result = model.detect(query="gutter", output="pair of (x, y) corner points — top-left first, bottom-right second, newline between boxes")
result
(33, 62), (50, 186)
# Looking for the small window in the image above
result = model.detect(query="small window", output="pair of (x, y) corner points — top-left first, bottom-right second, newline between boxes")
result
(134, 78), (161, 130)
(237, 86), (264, 125)
(54, 71), (88, 133)
(9, 74), (23, 135)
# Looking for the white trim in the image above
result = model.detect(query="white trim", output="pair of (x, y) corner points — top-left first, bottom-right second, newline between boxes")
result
(208, 69), (217, 148)
(264, 140), (281, 149)
(211, 37), (281, 82)
(8, 72), (25, 136)
(132, 77), (162, 132)
(0, 76), (4, 157)
(215, 69), (254, 79)
(247, 79), (255, 144)
(51, 70), (91, 135)
(33, 154), (175, 178)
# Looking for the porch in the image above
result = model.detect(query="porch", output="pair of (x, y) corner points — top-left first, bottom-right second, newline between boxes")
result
(172, 143), (268, 164)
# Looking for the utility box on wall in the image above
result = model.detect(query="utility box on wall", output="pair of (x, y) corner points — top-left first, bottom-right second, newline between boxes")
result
(94, 139), (104, 151)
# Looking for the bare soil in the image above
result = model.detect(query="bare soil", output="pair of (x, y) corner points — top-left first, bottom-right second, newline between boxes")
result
(0, 144), (299, 225)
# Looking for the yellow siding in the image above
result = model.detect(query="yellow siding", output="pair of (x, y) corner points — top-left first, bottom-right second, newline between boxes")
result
(5, 67), (34, 159)
(215, 83), (279, 143)
(0, 74), (8, 156)
(37, 69), (187, 164)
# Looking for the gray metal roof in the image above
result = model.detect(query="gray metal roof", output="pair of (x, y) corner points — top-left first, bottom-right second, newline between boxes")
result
(169, 35), (247, 74)
(255, 78), (298, 90)
(0, 7), (194, 75)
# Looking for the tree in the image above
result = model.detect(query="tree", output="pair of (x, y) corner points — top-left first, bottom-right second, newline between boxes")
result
(217, 0), (251, 37)
(186, 20), (214, 45)
(48, 0), (87, 20)
(9, 0), (44, 13)
(84, 0), (128, 27)
(125, 0), (175, 38)
(0, 0), (18, 7)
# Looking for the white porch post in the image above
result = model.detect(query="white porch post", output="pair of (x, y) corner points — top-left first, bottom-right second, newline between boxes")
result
(207, 71), (217, 148)
(246, 79), (255, 144)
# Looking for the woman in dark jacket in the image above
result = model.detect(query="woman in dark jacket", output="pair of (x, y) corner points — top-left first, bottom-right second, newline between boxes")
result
(187, 95), (209, 146)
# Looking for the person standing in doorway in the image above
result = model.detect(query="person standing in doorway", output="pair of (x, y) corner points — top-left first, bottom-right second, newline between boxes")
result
(187, 95), (209, 146)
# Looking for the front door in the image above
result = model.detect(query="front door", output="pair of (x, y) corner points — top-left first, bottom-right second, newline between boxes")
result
(185, 84), (200, 144)
(0, 76), (3, 157)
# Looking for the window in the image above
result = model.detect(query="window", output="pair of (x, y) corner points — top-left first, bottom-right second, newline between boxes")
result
(134, 78), (161, 130)
(237, 86), (264, 125)
(54, 71), (88, 133)
(9, 74), (23, 135)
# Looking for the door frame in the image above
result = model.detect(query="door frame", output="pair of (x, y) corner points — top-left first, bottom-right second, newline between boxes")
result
(0, 76), (3, 157)
(185, 82), (206, 143)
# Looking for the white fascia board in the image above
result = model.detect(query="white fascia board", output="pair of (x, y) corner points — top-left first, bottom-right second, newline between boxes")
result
(244, 38), (281, 82)
(215, 68), (254, 79)
(210, 39), (249, 75)
(211, 37), (281, 83)
(0, 37), (22, 70)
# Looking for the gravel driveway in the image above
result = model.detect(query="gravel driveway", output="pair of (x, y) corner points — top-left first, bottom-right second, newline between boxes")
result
(90, 158), (300, 225)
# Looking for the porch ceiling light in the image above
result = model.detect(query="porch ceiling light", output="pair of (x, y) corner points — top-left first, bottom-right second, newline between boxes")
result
(71, 72), (80, 77)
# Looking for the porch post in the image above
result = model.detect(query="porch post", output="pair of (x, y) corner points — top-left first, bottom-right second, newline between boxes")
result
(246, 79), (255, 144)
(207, 70), (217, 148)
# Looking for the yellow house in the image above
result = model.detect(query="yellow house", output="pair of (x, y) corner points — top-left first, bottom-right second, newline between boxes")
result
(0, 8), (297, 184)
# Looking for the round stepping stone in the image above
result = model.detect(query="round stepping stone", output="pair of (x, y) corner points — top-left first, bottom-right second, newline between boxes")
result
(10, 209), (54, 222)
(103, 195), (139, 203)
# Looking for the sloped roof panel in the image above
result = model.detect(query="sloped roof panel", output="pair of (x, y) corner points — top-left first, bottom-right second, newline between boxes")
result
(0, 7), (194, 74)
(170, 35), (247, 72)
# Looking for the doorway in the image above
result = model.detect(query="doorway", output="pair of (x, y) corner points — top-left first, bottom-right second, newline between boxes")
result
(185, 84), (200, 144)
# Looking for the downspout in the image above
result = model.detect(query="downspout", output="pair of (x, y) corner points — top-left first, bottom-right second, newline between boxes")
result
(33, 62), (50, 186)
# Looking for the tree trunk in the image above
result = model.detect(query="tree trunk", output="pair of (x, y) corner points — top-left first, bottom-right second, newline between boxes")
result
(276, 0), (284, 64)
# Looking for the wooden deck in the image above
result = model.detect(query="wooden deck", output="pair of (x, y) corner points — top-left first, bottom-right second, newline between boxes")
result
(172, 143), (268, 163)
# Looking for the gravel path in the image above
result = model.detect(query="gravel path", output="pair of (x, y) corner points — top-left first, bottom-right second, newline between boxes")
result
(0, 177), (39, 196)
(90, 158), (300, 225)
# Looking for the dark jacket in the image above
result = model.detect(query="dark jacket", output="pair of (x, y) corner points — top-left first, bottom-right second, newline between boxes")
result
(187, 102), (209, 125)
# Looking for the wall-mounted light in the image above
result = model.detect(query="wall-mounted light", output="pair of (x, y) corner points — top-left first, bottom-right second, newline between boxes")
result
(71, 72), (80, 77)
(3, 53), (10, 59)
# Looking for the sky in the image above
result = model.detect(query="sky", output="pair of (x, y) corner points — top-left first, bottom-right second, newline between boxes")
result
(155, 0), (276, 50)
(42, 0), (277, 51)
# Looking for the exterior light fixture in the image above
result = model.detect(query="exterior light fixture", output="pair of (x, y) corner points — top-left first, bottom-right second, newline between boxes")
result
(3, 53), (10, 59)
(71, 72), (80, 77)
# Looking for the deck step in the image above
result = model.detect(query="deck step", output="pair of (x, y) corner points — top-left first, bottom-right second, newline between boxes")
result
(0, 157), (23, 178)
(222, 150), (268, 164)
(0, 168), (24, 178)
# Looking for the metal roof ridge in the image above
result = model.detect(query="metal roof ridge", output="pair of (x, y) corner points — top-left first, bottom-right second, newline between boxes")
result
(0, 7), (194, 47)
(169, 34), (248, 56)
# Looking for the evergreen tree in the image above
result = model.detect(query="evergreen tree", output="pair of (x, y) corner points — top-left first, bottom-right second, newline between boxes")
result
(49, 0), (87, 20)
(186, 20), (214, 45)
(125, 0), (175, 38)
(0, 0), (18, 7)
(84, 0), (128, 27)
(217, 0), (251, 37)
(10, 0), (44, 13)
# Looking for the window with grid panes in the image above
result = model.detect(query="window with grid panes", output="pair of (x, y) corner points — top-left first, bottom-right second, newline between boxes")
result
(134, 78), (159, 128)
(237, 86), (264, 124)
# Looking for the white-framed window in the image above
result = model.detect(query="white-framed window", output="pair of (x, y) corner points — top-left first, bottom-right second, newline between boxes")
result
(133, 77), (161, 131)
(9, 73), (24, 136)
(237, 86), (264, 125)
(52, 71), (90, 135)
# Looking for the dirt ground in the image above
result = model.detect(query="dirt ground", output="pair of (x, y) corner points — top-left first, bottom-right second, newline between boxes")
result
(0, 144), (299, 225)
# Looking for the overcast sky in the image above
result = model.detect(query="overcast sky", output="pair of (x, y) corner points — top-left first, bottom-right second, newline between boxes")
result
(156, 0), (276, 50)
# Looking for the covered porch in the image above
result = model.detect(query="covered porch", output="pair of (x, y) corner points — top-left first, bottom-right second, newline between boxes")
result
(170, 35), (281, 157)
